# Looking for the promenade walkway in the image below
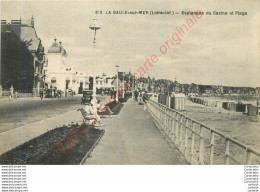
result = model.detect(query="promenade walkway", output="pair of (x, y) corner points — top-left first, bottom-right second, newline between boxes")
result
(0, 97), (187, 164)
(84, 99), (187, 165)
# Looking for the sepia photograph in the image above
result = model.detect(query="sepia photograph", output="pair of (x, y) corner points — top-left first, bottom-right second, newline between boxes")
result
(0, 0), (259, 168)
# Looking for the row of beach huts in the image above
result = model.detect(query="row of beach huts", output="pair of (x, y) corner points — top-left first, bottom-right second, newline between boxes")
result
(189, 97), (260, 116)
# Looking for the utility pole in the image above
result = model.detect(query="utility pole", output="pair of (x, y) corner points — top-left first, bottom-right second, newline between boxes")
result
(115, 65), (119, 102)
(89, 18), (101, 111)
(122, 72), (125, 98)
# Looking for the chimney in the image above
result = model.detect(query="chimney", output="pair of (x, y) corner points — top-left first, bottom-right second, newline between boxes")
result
(1, 20), (7, 25)
(11, 19), (21, 25)
(59, 41), (62, 46)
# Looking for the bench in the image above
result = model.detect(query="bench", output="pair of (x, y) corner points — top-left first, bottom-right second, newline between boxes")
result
(97, 105), (113, 118)
(77, 108), (98, 125)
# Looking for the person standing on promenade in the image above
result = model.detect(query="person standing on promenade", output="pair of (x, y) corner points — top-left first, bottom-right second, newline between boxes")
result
(142, 92), (148, 111)
(134, 90), (138, 101)
(57, 90), (61, 99)
(40, 90), (44, 100)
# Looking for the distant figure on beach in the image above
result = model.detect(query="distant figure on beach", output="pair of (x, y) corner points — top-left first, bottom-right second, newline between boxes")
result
(257, 100), (259, 106)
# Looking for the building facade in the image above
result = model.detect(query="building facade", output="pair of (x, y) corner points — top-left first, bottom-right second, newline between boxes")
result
(1, 17), (45, 95)
(44, 38), (88, 94)
(45, 38), (73, 92)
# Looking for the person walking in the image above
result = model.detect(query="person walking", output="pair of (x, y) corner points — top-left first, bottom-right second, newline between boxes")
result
(134, 90), (138, 101)
(57, 91), (61, 99)
(142, 93), (148, 111)
(9, 86), (14, 99)
(40, 90), (44, 100)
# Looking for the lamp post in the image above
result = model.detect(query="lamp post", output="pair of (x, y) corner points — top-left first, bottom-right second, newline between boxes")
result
(89, 18), (101, 111)
(102, 73), (106, 95)
(115, 65), (119, 102)
(122, 72), (125, 99)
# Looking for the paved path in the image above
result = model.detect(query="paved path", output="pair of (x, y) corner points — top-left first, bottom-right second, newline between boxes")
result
(84, 99), (186, 165)
(0, 95), (109, 133)
(0, 97), (186, 164)
(0, 95), (111, 155)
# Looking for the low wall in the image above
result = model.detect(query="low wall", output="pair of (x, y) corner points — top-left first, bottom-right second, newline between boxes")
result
(1, 91), (33, 98)
(248, 105), (260, 116)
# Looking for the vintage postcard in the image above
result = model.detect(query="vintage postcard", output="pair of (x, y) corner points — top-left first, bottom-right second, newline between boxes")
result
(0, 0), (259, 166)
(1, 0), (260, 191)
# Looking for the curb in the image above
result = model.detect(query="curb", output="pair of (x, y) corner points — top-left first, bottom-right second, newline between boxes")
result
(79, 129), (105, 165)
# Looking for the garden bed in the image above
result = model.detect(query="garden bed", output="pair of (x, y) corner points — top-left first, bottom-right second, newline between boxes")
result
(0, 124), (104, 165)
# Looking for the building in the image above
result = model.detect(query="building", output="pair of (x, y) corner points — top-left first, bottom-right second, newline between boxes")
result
(44, 38), (89, 94)
(76, 72), (89, 94)
(95, 76), (115, 94)
(136, 77), (149, 91)
(96, 76), (106, 90)
(111, 76), (123, 91)
(256, 87), (260, 95)
(1, 17), (45, 95)
(106, 77), (115, 87)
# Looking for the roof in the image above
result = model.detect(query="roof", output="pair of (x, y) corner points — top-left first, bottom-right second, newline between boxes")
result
(1, 20), (42, 53)
(48, 41), (60, 53)
(47, 38), (67, 55)
(10, 24), (40, 52)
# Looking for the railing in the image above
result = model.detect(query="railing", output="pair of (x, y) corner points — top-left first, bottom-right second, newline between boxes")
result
(147, 100), (260, 165)
(2, 91), (11, 97)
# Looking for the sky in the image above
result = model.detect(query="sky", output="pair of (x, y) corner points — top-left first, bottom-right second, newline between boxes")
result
(1, 0), (260, 87)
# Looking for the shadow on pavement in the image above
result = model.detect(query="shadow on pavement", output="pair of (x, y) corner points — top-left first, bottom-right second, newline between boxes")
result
(111, 102), (124, 115)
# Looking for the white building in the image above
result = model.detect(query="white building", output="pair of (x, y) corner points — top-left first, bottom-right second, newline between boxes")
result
(96, 76), (116, 90)
(77, 72), (90, 93)
(44, 38), (88, 93)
